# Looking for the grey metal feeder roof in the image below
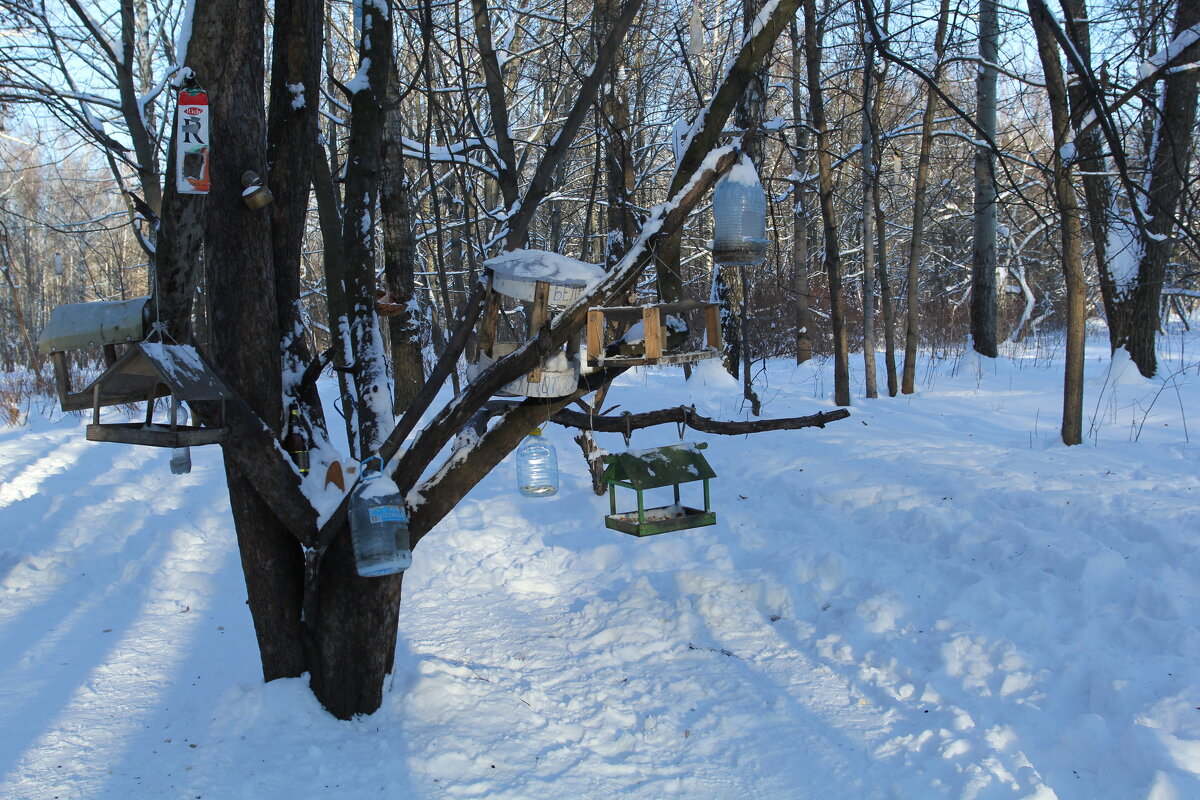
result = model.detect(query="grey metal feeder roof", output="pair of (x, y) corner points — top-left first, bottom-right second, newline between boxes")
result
(38, 296), (149, 353)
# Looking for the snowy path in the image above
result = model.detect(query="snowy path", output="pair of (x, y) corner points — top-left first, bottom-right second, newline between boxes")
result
(2, 341), (1200, 799)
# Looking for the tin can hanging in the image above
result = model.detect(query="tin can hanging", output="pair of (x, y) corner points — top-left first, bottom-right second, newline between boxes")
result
(175, 83), (210, 195)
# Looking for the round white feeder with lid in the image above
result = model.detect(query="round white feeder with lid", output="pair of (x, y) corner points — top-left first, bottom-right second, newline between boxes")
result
(486, 249), (605, 306)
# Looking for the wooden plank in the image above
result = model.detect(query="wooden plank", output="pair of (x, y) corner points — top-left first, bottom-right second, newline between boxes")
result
(704, 303), (721, 350)
(528, 280), (550, 383)
(643, 306), (663, 360)
(86, 423), (227, 448)
(586, 309), (604, 363)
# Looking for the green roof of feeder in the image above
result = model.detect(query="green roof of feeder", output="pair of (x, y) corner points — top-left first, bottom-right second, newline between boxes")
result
(601, 443), (716, 490)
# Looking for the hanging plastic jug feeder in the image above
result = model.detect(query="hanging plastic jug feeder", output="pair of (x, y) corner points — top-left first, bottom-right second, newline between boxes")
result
(601, 443), (717, 536)
(711, 157), (767, 266)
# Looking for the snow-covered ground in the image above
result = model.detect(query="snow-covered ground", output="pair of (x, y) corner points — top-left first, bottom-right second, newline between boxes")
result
(2, 328), (1199, 800)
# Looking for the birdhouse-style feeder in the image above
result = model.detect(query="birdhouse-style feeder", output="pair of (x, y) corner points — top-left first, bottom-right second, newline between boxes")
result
(81, 342), (232, 448)
(711, 157), (767, 267)
(472, 249), (605, 398)
(601, 442), (717, 536)
(586, 299), (721, 368)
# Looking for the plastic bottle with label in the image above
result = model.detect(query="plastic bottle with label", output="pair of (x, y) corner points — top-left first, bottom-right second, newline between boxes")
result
(348, 455), (412, 577)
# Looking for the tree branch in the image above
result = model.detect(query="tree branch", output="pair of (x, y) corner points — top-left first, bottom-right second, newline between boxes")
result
(550, 405), (851, 435)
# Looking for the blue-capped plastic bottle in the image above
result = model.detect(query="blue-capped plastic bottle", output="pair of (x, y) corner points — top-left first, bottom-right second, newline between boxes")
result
(516, 428), (559, 497)
(348, 455), (412, 577)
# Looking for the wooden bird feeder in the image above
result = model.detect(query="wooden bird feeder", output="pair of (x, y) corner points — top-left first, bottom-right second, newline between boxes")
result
(601, 442), (717, 536)
(586, 299), (721, 368)
(81, 342), (233, 448)
(473, 249), (604, 398)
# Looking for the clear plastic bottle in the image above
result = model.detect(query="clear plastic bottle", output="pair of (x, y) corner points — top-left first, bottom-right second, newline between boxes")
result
(348, 455), (412, 577)
(712, 157), (767, 266)
(516, 428), (558, 497)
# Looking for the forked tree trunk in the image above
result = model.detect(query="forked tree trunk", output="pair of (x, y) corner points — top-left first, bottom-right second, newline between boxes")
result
(193, 0), (307, 679)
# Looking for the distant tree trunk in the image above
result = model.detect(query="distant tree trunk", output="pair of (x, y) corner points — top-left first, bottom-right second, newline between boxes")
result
(900, 0), (951, 394)
(858, 25), (879, 398)
(1029, 0), (1087, 445)
(803, 0), (850, 406)
(875, 163), (899, 395)
(788, 20), (813, 365)
(970, 0), (999, 357)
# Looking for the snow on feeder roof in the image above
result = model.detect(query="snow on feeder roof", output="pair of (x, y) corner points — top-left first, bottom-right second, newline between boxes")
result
(485, 249), (605, 305)
(601, 442), (717, 537)
(82, 342), (233, 448)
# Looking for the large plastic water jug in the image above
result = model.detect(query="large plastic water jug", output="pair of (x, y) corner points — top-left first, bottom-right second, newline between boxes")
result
(348, 456), (412, 577)
(712, 158), (767, 266)
(516, 428), (559, 497)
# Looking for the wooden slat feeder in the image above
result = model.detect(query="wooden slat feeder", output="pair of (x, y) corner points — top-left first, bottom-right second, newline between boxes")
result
(38, 297), (151, 412)
(586, 299), (721, 368)
(601, 442), (717, 536)
(473, 249), (605, 398)
(81, 342), (233, 448)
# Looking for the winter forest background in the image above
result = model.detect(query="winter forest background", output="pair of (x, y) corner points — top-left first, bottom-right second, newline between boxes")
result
(2, 0), (1195, 399)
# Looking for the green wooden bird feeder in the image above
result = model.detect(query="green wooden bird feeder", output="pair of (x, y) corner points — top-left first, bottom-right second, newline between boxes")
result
(601, 442), (717, 536)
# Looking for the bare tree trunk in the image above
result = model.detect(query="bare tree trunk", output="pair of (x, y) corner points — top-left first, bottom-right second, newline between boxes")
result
(875, 167), (899, 395)
(1120, 0), (1200, 375)
(193, 0), (307, 681)
(858, 22), (879, 398)
(788, 20), (814, 365)
(803, 0), (850, 406)
(268, 0), (323, 412)
(382, 75), (425, 414)
(1029, 0), (1087, 445)
(970, 0), (999, 357)
(900, 0), (951, 394)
